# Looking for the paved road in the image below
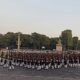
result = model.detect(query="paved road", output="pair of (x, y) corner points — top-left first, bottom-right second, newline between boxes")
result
(0, 66), (80, 80)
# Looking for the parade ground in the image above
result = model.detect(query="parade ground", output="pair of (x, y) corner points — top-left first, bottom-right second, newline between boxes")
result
(0, 66), (80, 80)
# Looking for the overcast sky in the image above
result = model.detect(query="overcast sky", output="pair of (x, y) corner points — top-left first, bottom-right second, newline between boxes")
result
(0, 0), (80, 37)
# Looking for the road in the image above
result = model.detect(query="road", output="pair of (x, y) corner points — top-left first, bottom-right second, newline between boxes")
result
(0, 66), (80, 80)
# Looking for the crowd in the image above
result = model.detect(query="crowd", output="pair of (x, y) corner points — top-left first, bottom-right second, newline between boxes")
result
(0, 50), (80, 70)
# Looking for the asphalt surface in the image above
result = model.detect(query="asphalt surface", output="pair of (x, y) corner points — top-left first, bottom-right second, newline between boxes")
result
(0, 66), (80, 80)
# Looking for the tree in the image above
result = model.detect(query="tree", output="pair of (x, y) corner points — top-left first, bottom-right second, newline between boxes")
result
(77, 40), (80, 50)
(72, 37), (78, 50)
(3, 32), (16, 49)
(61, 30), (73, 50)
(50, 37), (59, 50)
(21, 34), (32, 49)
(31, 32), (50, 49)
(0, 34), (4, 48)
(40, 34), (50, 49)
(31, 32), (41, 49)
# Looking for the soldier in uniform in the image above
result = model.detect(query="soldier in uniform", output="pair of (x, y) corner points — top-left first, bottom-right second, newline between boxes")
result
(0, 51), (5, 66)
(3, 54), (8, 68)
(69, 54), (74, 67)
(8, 51), (14, 70)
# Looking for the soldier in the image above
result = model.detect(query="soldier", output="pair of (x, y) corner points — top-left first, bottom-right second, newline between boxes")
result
(73, 53), (78, 67)
(24, 53), (28, 68)
(3, 54), (8, 68)
(27, 53), (31, 68)
(8, 51), (14, 70)
(69, 54), (74, 67)
(64, 54), (68, 68)
(37, 54), (42, 70)
(45, 58), (49, 69)
(78, 54), (80, 67)
(0, 51), (5, 66)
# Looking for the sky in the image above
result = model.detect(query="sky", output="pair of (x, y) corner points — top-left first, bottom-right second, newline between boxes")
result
(0, 0), (80, 38)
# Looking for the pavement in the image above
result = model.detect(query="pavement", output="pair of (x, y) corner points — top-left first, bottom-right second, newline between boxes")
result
(0, 66), (80, 80)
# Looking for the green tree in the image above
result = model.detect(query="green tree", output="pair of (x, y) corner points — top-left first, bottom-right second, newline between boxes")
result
(50, 37), (59, 50)
(21, 34), (32, 49)
(72, 37), (78, 50)
(3, 32), (16, 49)
(77, 40), (80, 50)
(61, 30), (73, 50)
(0, 34), (4, 48)
(40, 35), (50, 49)
(31, 32), (50, 49)
(31, 32), (41, 49)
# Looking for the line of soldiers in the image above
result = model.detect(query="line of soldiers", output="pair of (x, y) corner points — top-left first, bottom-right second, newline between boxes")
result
(0, 50), (80, 70)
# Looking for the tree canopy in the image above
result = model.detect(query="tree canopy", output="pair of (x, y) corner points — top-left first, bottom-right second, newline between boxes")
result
(0, 29), (80, 50)
(61, 30), (73, 50)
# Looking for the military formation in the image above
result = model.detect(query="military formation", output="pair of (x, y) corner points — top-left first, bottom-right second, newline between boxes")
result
(0, 50), (80, 70)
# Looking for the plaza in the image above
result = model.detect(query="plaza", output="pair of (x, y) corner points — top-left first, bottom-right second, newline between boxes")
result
(0, 65), (80, 80)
